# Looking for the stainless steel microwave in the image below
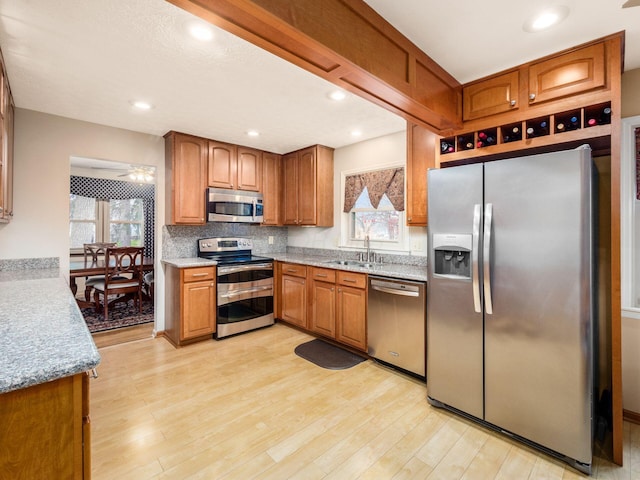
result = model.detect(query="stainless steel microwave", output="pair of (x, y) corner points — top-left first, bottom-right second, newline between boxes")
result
(207, 188), (264, 223)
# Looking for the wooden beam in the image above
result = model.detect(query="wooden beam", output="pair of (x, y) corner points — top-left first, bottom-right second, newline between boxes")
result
(166, 0), (462, 133)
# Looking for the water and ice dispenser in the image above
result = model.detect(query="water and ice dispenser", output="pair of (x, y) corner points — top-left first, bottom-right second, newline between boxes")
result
(432, 234), (472, 279)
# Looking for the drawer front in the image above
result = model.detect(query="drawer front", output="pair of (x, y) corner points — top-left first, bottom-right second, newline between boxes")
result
(183, 266), (215, 283)
(310, 267), (336, 283)
(337, 271), (366, 289)
(281, 262), (307, 278)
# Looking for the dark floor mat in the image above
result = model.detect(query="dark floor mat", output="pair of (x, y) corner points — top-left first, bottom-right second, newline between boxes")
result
(294, 338), (367, 370)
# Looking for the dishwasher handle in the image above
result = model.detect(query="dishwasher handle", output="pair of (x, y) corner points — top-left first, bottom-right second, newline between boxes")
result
(370, 283), (420, 297)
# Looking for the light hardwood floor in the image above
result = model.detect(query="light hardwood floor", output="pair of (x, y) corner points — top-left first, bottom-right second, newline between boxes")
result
(91, 323), (640, 479)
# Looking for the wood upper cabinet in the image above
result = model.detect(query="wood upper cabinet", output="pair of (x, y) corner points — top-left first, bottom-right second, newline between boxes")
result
(0, 62), (14, 223)
(335, 271), (367, 351)
(463, 71), (519, 121)
(406, 122), (437, 226)
(208, 141), (262, 191)
(282, 145), (334, 226)
(164, 265), (216, 347)
(280, 263), (308, 328)
(262, 151), (281, 225)
(309, 267), (337, 338)
(528, 42), (605, 105)
(208, 140), (237, 189)
(165, 131), (208, 225)
(0, 373), (90, 478)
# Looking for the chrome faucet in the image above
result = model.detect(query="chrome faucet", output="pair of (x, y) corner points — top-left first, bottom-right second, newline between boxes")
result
(364, 233), (371, 262)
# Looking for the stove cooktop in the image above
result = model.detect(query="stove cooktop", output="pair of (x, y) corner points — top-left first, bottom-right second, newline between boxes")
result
(197, 237), (272, 265)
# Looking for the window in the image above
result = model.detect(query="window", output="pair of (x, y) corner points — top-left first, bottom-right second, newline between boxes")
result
(69, 195), (144, 253)
(69, 195), (99, 248)
(341, 166), (408, 252)
(349, 187), (401, 242)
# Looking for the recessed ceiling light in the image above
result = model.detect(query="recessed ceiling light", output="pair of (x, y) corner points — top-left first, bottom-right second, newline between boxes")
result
(523, 6), (569, 32)
(188, 23), (214, 42)
(329, 90), (347, 101)
(132, 101), (152, 110)
(351, 130), (362, 137)
(247, 130), (260, 137)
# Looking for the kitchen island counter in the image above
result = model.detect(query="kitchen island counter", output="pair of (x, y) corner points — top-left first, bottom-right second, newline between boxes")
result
(0, 268), (101, 394)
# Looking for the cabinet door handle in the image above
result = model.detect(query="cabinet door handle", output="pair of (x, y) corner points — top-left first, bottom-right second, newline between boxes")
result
(529, 93), (536, 101)
(342, 278), (357, 283)
(191, 273), (209, 277)
(315, 273), (328, 278)
(510, 99), (516, 106)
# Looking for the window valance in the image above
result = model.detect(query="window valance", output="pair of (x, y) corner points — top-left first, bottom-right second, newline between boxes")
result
(343, 167), (404, 212)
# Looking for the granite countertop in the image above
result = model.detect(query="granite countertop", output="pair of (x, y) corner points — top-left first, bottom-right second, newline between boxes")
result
(162, 254), (427, 282)
(268, 253), (428, 282)
(161, 257), (218, 268)
(0, 269), (101, 394)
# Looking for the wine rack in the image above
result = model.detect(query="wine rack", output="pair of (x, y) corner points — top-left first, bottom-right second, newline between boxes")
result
(438, 102), (612, 163)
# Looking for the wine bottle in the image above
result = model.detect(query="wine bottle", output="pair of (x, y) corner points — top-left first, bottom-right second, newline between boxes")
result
(503, 126), (520, 143)
(567, 116), (580, 131)
(527, 121), (549, 138)
(440, 140), (454, 153)
(587, 107), (612, 126)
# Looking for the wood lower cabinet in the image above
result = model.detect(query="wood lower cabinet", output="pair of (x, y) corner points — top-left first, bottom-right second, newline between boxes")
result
(277, 262), (367, 352)
(165, 265), (216, 346)
(406, 122), (437, 226)
(335, 271), (367, 351)
(309, 267), (337, 338)
(280, 262), (308, 328)
(165, 131), (208, 225)
(0, 373), (91, 478)
(282, 145), (334, 226)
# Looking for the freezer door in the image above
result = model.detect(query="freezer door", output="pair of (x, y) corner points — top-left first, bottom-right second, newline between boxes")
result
(483, 148), (594, 464)
(427, 163), (484, 419)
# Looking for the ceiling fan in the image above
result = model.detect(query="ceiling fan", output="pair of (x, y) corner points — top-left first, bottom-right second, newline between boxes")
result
(118, 165), (155, 183)
(623, 0), (640, 7)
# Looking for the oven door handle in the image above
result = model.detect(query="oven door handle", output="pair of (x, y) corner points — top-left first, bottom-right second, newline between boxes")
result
(219, 285), (273, 298)
(217, 263), (273, 275)
(217, 286), (273, 306)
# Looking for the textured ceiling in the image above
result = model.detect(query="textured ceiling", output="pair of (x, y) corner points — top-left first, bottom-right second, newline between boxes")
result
(0, 0), (638, 158)
(364, 0), (640, 84)
(0, 0), (405, 155)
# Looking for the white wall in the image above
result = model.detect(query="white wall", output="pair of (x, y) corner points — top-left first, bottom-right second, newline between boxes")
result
(287, 130), (429, 257)
(1, 108), (167, 329)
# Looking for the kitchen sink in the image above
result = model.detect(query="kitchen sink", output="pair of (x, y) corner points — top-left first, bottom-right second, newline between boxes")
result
(324, 260), (374, 268)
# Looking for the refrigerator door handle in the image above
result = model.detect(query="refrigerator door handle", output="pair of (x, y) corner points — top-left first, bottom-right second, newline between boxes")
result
(483, 203), (494, 314)
(472, 204), (482, 313)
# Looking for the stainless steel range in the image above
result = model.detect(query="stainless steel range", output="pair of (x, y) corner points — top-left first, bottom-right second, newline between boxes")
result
(197, 237), (274, 339)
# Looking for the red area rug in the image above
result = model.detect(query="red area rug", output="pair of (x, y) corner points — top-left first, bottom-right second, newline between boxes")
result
(81, 301), (154, 333)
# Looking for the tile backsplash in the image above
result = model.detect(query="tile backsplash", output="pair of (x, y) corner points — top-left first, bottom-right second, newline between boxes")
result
(162, 224), (288, 258)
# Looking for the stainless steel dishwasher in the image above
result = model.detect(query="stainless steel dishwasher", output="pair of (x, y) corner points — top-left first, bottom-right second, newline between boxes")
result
(367, 276), (426, 377)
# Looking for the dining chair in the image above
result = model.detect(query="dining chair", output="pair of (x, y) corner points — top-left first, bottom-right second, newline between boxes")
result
(93, 246), (145, 320)
(83, 242), (116, 302)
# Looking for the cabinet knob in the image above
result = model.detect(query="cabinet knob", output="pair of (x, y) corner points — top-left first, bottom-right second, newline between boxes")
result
(529, 93), (536, 101)
(408, 217), (412, 222)
(510, 99), (517, 106)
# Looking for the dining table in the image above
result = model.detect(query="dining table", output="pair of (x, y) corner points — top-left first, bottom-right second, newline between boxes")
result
(69, 256), (155, 309)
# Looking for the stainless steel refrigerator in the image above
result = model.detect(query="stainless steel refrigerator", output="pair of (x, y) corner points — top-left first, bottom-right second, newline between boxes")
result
(426, 146), (595, 474)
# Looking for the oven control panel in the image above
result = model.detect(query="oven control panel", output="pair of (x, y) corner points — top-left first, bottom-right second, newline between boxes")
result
(198, 237), (252, 253)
